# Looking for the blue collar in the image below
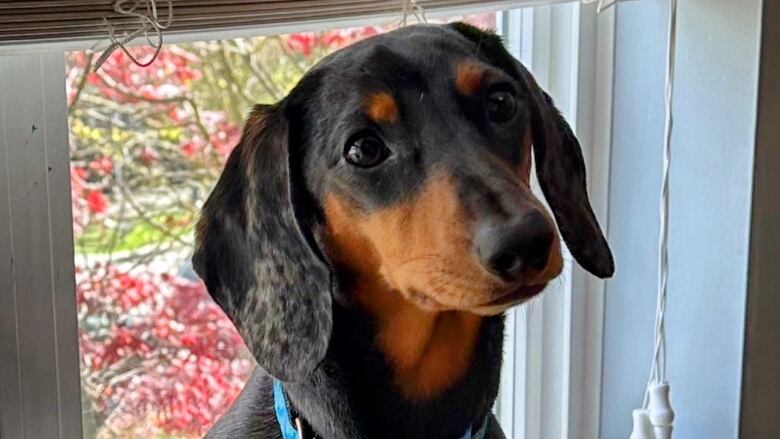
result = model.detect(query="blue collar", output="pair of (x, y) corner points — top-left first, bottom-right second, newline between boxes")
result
(273, 380), (489, 439)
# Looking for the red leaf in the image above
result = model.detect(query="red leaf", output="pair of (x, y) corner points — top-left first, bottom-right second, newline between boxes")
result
(86, 190), (108, 214)
(137, 146), (161, 166)
(89, 156), (114, 175)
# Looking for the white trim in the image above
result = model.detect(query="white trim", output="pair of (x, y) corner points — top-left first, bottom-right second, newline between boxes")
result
(521, 5), (576, 439)
(495, 8), (546, 439)
(564, 3), (615, 438)
(495, 3), (615, 438)
(0, 53), (83, 439)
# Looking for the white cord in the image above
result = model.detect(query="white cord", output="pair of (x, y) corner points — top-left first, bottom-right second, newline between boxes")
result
(580, 0), (631, 13)
(632, 0), (677, 437)
(91, 0), (173, 71)
(400, 0), (427, 26)
(645, 0), (677, 399)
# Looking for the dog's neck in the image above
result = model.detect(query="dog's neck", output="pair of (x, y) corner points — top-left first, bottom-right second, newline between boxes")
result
(281, 276), (504, 439)
(351, 274), (483, 399)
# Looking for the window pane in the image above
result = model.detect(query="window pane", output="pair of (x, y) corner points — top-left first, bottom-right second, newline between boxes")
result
(68, 12), (495, 438)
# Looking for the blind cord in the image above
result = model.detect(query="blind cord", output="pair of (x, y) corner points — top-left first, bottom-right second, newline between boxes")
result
(581, 0), (622, 13)
(400, 0), (427, 26)
(94, 0), (424, 69)
(91, 0), (172, 71)
(647, 0), (677, 398)
(630, 0), (677, 437)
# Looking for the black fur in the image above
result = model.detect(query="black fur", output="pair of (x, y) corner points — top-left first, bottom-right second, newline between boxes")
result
(451, 22), (614, 278)
(192, 102), (332, 382)
(194, 22), (612, 439)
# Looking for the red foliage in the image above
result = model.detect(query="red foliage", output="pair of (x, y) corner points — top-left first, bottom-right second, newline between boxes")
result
(89, 156), (114, 175)
(93, 47), (201, 104)
(71, 166), (88, 235)
(283, 26), (383, 57)
(137, 146), (161, 166)
(77, 265), (253, 437)
(210, 120), (242, 156)
(285, 33), (318, 56)
(86, 190), (109, 214)
(69, 44), (255, 435)
(68, 25), (386, 437)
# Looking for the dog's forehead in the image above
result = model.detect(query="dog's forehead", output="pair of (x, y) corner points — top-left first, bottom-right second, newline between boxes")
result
(317, 25), (482, 90)
(299, 25), (520, 210)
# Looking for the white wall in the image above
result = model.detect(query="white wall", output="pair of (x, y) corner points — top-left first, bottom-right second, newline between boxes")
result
(600, 0), (762, 437)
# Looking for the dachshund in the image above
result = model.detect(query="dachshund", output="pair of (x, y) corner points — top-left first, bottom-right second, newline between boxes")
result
(193, 22), (614, 439)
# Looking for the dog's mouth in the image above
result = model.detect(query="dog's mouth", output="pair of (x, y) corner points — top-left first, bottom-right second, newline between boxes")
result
(485, 283), (547, 306)
(404, 282), (548, 315)
(465, 283), (548, 315)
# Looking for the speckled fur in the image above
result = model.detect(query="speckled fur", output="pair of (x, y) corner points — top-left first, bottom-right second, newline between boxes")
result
(192, 104), (332, 382)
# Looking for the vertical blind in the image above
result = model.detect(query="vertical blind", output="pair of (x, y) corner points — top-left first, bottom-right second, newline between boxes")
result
(0, 0), (576, 45)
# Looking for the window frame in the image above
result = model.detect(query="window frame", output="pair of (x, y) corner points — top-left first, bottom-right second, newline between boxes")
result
(493, 3), (615, 438)
(0, 3), (616, 438)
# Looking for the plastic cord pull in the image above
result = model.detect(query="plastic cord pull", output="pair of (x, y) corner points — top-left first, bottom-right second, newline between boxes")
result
(648, 383), (674, 439)
(629, 409), (655, 439)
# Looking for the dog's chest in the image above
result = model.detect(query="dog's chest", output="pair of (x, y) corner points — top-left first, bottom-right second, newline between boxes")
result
(283, 309), (505, 439)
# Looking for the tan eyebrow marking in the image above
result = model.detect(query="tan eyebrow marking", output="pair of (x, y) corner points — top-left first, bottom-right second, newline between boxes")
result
(364, 92), (399, 123)
(455, 61), (486, 96)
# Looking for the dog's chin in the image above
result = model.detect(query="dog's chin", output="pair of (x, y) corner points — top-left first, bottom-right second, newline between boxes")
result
(403, 283), (548, 315)
(404, 289), (447, 312)
(468, 283), (548, 316)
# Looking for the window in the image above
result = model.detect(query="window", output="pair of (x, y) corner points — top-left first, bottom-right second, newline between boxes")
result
(0, 3), (614, 438)
(66, 13), (497, 438)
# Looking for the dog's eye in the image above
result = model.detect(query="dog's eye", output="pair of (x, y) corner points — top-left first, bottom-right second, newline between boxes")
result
(487, 90), (517, 123)
(344, 134), (390, 168)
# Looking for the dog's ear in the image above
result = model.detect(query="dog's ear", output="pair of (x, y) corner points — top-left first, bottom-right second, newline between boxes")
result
(192, 103), (332, 381)
(519, 74), (614, 278)
(450, 23), (614, 278)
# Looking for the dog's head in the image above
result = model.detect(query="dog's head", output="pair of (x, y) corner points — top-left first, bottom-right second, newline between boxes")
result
(193, 23), (613, 382)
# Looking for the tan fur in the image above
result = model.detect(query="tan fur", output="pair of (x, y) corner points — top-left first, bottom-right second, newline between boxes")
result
(322, 171), (563, 399)
(326, 173), (504, 310)
(364, 92), (399, 123)
(455, 61), (485, 96)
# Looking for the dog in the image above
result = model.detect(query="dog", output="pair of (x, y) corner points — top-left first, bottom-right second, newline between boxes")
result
(193, 22), (614, 439)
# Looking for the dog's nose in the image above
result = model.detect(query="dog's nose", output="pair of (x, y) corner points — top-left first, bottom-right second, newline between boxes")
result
(475, 211), (554, 281)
